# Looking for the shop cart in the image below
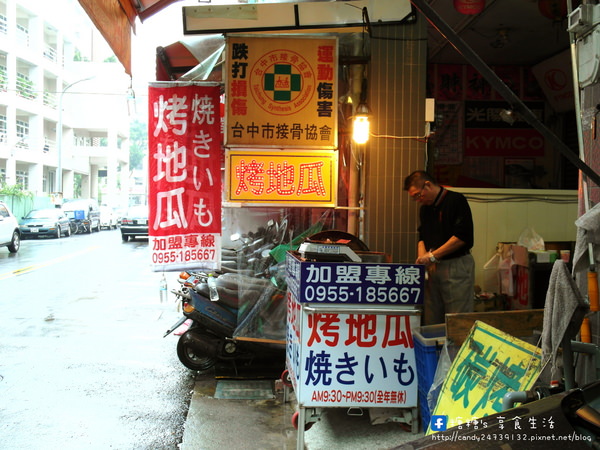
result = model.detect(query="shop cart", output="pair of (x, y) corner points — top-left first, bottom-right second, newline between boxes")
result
(284, 241), (425, 449)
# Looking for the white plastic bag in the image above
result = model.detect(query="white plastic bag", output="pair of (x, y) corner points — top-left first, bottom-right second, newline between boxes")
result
(499, 256), (515, 296)
(518, 227), (545, 251)
(427, 341), (452, 418)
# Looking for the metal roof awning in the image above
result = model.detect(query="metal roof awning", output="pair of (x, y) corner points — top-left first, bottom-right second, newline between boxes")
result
(79, 0), (412, 77)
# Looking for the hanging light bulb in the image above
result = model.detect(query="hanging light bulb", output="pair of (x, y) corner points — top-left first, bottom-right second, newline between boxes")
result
(353, 103), (370, 144)
(499, 108), (516, 125)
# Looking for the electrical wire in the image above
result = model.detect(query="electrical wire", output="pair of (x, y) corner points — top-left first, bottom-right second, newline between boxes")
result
(0, 86), (129, 97)
(465, 195), (577, 204)
(369, 132), (429, 141)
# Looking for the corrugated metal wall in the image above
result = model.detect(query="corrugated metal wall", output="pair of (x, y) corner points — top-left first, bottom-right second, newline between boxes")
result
(363, 15), (428, 263)
(582, 82), (600, 209)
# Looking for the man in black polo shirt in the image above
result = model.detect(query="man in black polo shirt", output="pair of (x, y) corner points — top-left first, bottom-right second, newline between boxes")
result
(404, 170), (475, 325)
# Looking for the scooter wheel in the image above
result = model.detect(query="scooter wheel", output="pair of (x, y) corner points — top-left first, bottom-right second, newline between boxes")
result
(291, 411), (315, 431)
(281, 369), (292, 387)
(176, 334), (216, 371)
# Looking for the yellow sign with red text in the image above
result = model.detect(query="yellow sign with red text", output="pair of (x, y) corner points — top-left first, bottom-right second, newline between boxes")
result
(226, 149), (338, 206)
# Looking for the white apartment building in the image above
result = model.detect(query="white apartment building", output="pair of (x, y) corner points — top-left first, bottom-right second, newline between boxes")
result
(0, 0), (131, 208)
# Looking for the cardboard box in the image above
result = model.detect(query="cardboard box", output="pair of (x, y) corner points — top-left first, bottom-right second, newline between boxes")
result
(530, 250), (556, 263)
(474, 293), (506, 312)
(497, 242), (529, 267)
(509, 265), (530, 310)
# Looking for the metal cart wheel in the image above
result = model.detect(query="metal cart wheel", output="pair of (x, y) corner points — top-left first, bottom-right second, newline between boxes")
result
(291, 411), (315, 431)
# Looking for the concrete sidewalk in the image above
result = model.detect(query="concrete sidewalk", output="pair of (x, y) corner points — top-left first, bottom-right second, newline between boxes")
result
(180, 371), (425, 450)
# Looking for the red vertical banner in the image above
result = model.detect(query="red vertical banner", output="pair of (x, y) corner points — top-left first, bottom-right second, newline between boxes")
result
(434, 64), (463, 101)
(465, 65), (491, 100)
(148, 82), (222, 272)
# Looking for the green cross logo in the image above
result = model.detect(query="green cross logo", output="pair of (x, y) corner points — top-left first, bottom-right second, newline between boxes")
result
(264, 64), (302, 101)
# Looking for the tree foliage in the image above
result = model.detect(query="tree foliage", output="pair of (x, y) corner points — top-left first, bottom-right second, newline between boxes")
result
(0, 182), (33, 198)
(129, 119), (148, 171)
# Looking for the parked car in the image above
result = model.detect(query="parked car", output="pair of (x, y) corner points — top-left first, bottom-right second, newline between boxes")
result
(19, 208), (71, 239)
(61, 198), (101, 233)
(113, 207), (126, 227)
(99, 206), (117, 230)
(120, 205), (149, 242)
(0, 201), (21, 253)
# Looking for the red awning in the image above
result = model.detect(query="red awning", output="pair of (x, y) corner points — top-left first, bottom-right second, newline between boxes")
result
(78, 0), (181, 75)
(156, 36), (225, 82)
(156, 41), (198, 81)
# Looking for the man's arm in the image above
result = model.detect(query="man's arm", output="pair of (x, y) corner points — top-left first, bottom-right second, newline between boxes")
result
(416, 236), (465, 265)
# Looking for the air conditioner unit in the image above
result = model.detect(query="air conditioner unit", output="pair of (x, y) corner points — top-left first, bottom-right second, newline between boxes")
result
(568, 4), (600, 36)
(578, 28), (600, 88)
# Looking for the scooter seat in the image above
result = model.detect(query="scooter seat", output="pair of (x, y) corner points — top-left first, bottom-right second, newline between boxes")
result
(219, 266), (256, 277)
(216, 272), (273, 291)
(195, 282), (240, 309)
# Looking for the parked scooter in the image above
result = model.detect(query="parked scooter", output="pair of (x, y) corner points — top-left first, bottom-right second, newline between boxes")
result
(164, 269), (286, 372)
(164, 214), (330, 373)
(220, 218), (289, 277)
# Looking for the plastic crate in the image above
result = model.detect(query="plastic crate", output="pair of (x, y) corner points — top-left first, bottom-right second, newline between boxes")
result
(413, 324), (446, 431)
(418, 386), (431, 433)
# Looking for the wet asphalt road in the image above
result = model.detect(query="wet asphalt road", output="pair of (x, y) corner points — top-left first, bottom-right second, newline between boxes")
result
(0, 228), (194, 449)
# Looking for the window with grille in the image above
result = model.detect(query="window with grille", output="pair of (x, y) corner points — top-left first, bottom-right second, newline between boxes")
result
(0, 64), (6, 92)
(16, 119), (29, 148)
(16, 170), (28, 190)
(0, 15), (7, 36)
(0, 114), (6, 143)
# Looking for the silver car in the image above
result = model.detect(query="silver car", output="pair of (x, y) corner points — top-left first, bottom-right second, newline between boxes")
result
(0, 201), (21, 253)
(19, 208), (72, 239)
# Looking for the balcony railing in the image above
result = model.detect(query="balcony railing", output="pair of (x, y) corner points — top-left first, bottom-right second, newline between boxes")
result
(0, 65), (6, 92)
(44, 138), (55, 153)
(74, 136), (109, 147)
(16, 23), (29, 47)
(0, 15), (7, 36)
(0, 135), (56, 153)
(15, 137), (29, 149)
(43, 45), (58, 63)
(16, 74), (36, 100)
(44, 91), (56, 108)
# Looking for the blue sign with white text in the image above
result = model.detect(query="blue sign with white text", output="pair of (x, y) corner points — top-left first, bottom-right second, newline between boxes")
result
(286, 253), (424, 305)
